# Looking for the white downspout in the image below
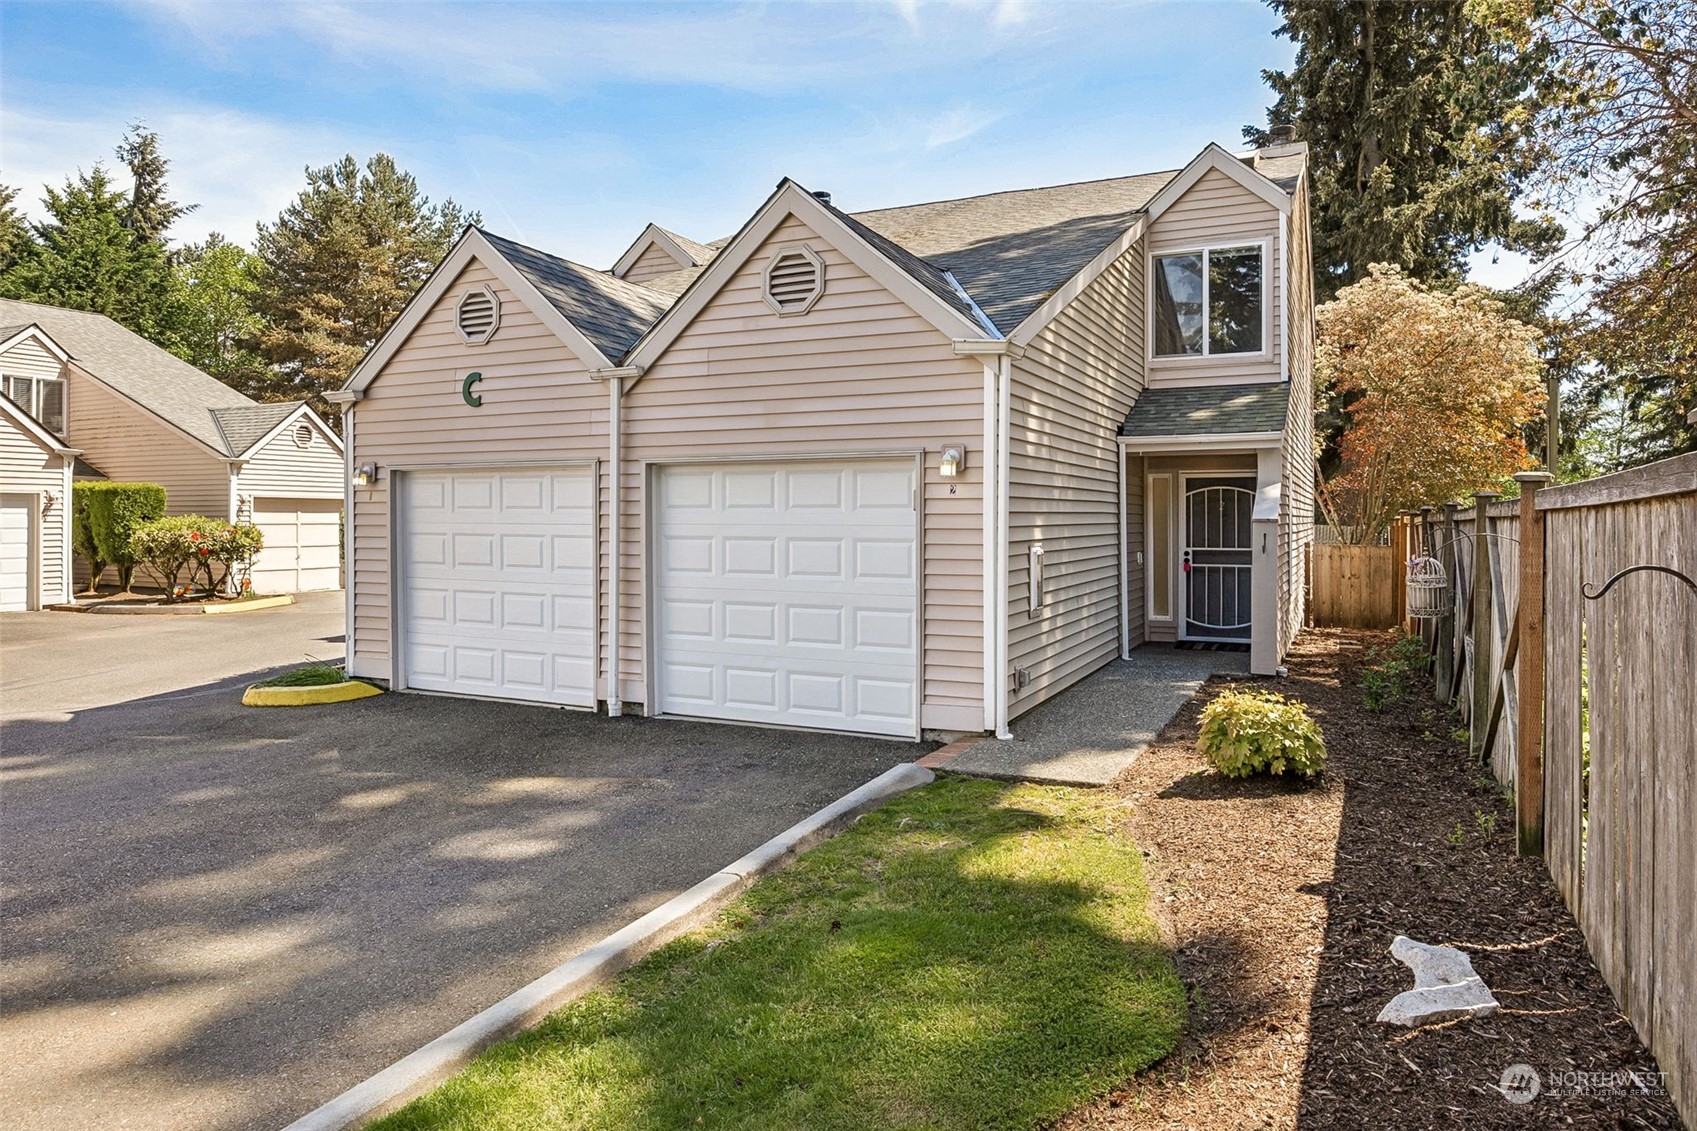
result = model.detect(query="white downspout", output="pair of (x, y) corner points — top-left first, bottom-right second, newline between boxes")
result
(994, 351), (1013, 740)
(980, 362), (998, 734)
(342, 403), (356, 668)
(60, 452), (75, 603)
(607, 376), (624, 718)
(1118, 441), (1130, 660)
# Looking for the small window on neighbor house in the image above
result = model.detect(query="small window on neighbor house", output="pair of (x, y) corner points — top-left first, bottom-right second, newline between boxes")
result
(456, 286), (501, 344)
(1153, 245), (1263, 357)
(3, 374), (66, 436)
(763, 247), (824, 314)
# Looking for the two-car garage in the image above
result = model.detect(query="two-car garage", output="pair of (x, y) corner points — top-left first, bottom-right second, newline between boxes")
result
(393, 459), (919, 737)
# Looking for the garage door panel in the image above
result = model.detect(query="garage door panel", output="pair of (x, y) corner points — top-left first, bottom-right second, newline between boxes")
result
(251, 497), (343, 594)
(1, 496), (35, 612)
(402, 467), (595, 708)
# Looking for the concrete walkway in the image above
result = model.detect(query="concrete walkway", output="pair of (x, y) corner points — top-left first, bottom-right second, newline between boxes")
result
(947, 646), (1252, 785)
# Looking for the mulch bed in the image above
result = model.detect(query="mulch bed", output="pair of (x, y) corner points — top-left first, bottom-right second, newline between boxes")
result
(1055, 628), (1685, 1131)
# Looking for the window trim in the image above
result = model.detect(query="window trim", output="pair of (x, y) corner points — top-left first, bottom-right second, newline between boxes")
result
(1147, 239), (1271, 363)
(1, 373), (67, 436)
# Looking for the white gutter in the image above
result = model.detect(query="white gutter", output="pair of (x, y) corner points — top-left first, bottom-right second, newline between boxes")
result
(592, 365), (643, 718)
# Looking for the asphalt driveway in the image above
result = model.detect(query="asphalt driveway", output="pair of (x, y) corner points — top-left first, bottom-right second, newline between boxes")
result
(0, 607), (925, 1130)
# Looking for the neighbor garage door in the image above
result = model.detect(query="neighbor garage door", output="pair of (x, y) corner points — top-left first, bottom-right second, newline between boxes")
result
(654, 459), (918, 738)
(0, 494), (35, 611)
(250, 497), (342, 593)
(401, 467), (595, 707)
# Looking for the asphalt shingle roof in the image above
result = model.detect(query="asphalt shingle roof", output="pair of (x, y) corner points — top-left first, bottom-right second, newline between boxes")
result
(0, 298), (260, 455)
(655, 227), (718, 267)
(479, 229), (672, 361)
(1118, 382), (1291, 438)
(212, 402), (303, 455)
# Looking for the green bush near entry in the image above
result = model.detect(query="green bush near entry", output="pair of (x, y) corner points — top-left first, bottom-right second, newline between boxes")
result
(1198, 687), (1327, 778)
(74, 482), (166, 591)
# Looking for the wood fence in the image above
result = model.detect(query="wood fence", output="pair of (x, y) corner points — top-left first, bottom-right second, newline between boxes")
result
(1308, 544), (1398, 628)
(1433, 454), (1697, 1123)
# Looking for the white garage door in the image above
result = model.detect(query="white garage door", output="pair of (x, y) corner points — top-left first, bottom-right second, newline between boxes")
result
(1, 494), (35, 612)
(250, 497), (343, 593)
(655, 460), (918, 738)
(401, 467), (595, 707)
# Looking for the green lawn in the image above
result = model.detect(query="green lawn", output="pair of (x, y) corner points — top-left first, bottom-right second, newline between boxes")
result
(251, 663), (347, 688)
(374, 777), (1183, 1131)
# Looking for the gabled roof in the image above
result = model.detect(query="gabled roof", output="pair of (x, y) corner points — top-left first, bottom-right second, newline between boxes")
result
(610, 223), (720, 278)
(1118, 381), (1291, 438)
(850, 169), (1177, 333)
(0, 298), (261, 458)
(480, 230), (671, 361)
(212, 402), (304, 455)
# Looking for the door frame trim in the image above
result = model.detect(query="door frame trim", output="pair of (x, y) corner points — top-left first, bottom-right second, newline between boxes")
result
(1177, 471), (1257, 643)
(642, 452), (926, 740)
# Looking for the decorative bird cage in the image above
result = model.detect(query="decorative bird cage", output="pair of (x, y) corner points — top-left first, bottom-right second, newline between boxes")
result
(1406, 555), (1449, 619)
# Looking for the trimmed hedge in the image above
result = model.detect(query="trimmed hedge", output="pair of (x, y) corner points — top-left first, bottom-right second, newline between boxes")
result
(73, 482), (166, 591)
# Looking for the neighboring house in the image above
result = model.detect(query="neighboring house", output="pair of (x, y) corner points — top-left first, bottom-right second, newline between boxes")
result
(333, 139), (1315, 739)
(0, 393), (80, 611)
(0, 300), (346, 596)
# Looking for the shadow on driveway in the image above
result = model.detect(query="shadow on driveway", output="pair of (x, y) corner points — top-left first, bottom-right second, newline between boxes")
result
(0, 678), (927, 1130)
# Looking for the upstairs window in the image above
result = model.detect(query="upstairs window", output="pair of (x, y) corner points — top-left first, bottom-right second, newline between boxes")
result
(3, 374), (66, 435)
(1152, 245), (1264, 357)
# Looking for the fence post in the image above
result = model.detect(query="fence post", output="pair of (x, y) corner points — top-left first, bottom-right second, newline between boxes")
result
(1437, 502), (1457, 701)
(1470, 491), (1499, 760)
(1513, 472), (1553, 855)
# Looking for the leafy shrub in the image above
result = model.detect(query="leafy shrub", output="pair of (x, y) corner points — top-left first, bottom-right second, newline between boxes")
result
(130, 515), (263, 600)
(1361, 632), (1428, 711)
(74, 482), (166, 590)
(1197, 687), (1327, 778)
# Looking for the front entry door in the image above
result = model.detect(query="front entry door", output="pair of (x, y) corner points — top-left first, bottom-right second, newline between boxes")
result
(1181, 476), (1254, 642)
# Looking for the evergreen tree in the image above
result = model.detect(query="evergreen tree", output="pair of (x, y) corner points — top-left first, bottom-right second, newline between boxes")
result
(253, 153), (475, 406)
(115, 124), (196, 244)
(0, 165), (179, 340)
(0, 183), (33, 273)
(173, 234), (271, 398)
(1251, 0), (1562, 300)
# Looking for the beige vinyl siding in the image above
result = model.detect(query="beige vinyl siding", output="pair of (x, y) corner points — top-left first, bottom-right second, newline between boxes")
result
(347, 259), (605, 682)
(1, 337), (67, 380)
(624, 214), (986, 732)
(1147, 167), (1282, 386)
(63, 370), (230, 516)
(1279, 176), (1316, 653)
(1, 416), (70, 603)
(236, 417), (344, 499)
(1006, 237), (1147, 717)
(622, 242), (691, 285)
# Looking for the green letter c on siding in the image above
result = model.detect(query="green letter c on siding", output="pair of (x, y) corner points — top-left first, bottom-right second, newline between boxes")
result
(462, 371), (483, 407)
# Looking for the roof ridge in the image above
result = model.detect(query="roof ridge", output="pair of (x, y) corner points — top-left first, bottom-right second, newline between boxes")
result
(479, 227), (673, 304)
(850, 167), (1182, 219)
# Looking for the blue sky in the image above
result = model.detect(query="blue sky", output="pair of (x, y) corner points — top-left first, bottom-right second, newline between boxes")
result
(2, 0), (1316, 270)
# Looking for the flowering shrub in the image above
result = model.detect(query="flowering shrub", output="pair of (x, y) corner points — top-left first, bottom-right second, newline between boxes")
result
(1197, 687), (1327, 778)
(130, 516), (264, 600)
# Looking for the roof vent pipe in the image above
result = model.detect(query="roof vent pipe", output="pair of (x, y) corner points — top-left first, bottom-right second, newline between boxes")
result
(812, 190), (832, 206)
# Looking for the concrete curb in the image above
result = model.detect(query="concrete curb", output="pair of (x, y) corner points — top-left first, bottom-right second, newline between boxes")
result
(279, 761), (936, 1131)
(50, 594), (294, 616)
(242, 681), (384, 708)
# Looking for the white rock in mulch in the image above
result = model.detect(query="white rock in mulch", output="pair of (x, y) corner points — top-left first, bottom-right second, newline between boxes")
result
(1376, 935), (1501, 1027)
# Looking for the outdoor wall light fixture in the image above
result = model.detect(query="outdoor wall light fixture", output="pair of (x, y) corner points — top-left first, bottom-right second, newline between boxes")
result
(938, 445), (966, 477)
(351, 462), (378, 488)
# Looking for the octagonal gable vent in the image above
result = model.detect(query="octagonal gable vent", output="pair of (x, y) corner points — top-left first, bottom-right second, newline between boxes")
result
(763, 246), (824, 314)
(456, 286), (501, 344)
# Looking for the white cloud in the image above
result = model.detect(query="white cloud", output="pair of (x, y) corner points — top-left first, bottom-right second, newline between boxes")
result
(2, 102), (367, 247)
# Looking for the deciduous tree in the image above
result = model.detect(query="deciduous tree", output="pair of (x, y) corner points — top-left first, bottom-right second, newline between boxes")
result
(1316, 265), (1545, 543)
(173, 234), (271, 398)
(252, 154), (474, 407)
